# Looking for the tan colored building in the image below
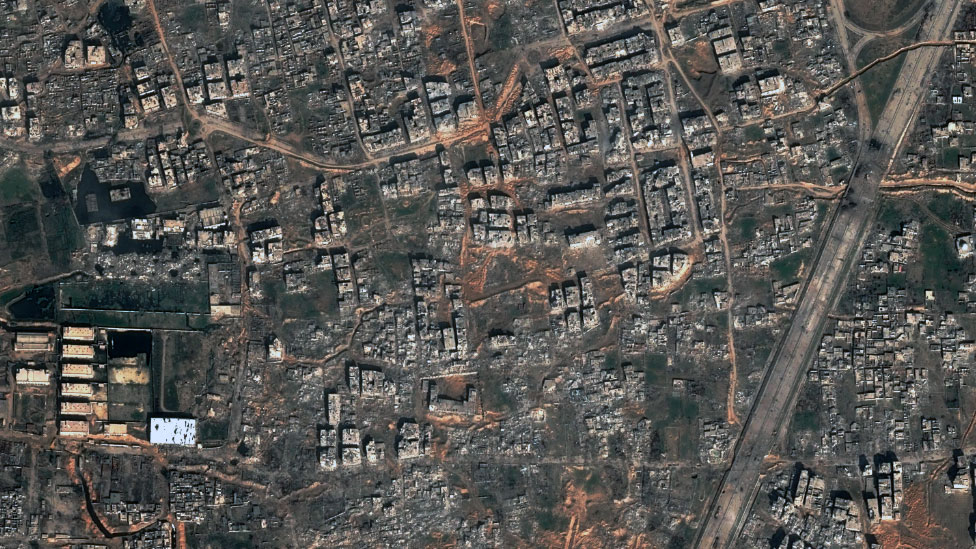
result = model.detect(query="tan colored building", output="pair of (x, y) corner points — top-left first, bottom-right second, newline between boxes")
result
(15, 368), (50, 386)
(86, 45), (107, 66)
(14, 332), (54, 353)
(211, 304), (242, 317)
(62, 344), (95, 360)
(61, 363), (94, 379)
(62, 326), (95, 342)
(104, 423), (128, 436)
(59, 420), (89, 437)
(61, 382), (93, 399)
(60, 401), (93, 416)
(63, 41), (84, 70)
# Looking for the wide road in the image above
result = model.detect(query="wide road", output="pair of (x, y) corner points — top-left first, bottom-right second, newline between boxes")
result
(693, 1), (965, 547)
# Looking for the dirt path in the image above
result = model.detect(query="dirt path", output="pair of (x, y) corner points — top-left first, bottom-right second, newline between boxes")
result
(820, 39), (976, 100)
(156, 332), (174, 413)
(456, 0), (485, 115)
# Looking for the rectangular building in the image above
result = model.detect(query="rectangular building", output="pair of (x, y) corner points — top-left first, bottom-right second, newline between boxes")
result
(62, 326), (95, 342)
(62, 344), (95, 360)
(61, 382), (93, 399)
(104, 423), (128, 436)
(59, 420), (89, 437)
(61, 363), (94, 379)
(14, 332), (54, 353)
(15, 368), (50, 386)
(60, 401), (93, 416)
(148, 417), (197, 446)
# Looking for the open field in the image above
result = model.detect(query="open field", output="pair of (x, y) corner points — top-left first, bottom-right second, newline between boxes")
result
(845, 0), (928, 33)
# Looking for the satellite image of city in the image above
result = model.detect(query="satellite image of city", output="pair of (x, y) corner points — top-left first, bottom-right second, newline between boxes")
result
(3, 0), (976, 547)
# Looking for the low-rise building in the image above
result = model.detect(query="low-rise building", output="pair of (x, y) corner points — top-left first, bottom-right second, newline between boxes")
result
(148, 417), (197, 446)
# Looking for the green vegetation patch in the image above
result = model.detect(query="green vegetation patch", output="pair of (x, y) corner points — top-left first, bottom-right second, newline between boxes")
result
(265, 270), (340, 320)
(536, 509), (569, 531)
(59, 309), (199, 330)
(163, 332), (212, 414)
(743, 125), (764, 142)
(199, 420), (229, 442)
(480, 368), (516, 413)
(13, 393), (48, 433)
(153, 175), (221, 212)
(772, 39), (791, 60)
(187, 314), (212, 330)
(667, 395), (699, 422)
(927, 192), (970, 227)
(491, 11), (514, 50)
(164, 376), (179, 412)
(679, 275), (728, 299)
(642, 353), (667, 386)
(107, 383), (151, 422)
(391, 194), (436, 226)
(502, 466), (522, 490)
(861, 53), (905, 126)
(198, 532), (254, 549)
(877, 198), (905, 231)
(919, 222), (965, 293)
(736, 215), (758, 240)
(665, 524), (696, 549)
(535, 473), (569, 531)
(59, 280), (210, 313)
(5, 205), (39, 238)
(855, 20), (920, 126)
(886, 271), (908, 289)
(573, 469), (604, 494)
(770, 249), (811, 282)
(942, 147), (960, 170)
(178, 4), (208, 33)
(42, 202), (82, 270)
(2, 283), (57, 321)
(3, 204), (41, 261)
(0, 167), (36, 204)
(845, 0), (927, 33)
(0, 285), (26, 309)
(373, 250), (411, 290)
(108, 401), (148, 423)
(336, 178), (384, 246)
(793, 409), (820, 432)
(229, 0), (261, 33)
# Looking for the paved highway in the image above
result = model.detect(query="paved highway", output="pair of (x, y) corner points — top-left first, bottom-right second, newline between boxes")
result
(693, 1), (965, 547)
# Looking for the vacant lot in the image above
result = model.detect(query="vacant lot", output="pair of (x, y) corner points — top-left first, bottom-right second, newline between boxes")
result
(264, 270), (340, 322)
(856, 31), (915, 126)
(0, 166), (36, 204)
(845, 0), (927, 33)
(42, 200), (83, 270)
(3, 204), (41, 262)
(59, 280), (210, 313)
(107, 384), (151, 422)
(155, 331), (215, 416)
(770, 249), (812, 284)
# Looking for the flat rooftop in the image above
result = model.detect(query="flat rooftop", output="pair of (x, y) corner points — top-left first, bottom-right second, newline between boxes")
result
(148, 417), (197, 446)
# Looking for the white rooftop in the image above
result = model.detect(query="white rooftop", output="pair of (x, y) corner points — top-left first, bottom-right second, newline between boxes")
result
(148, 417), (197, 446)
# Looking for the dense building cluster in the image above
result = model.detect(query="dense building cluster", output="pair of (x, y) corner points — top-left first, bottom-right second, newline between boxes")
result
(0, 0), (975, 546)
